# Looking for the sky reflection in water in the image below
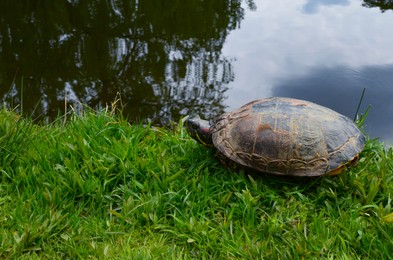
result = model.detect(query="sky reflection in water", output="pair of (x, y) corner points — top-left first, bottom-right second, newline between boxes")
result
(223, 0), (393, 143)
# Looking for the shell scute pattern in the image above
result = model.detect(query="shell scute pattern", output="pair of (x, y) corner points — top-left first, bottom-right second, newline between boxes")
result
(211, 97), (365, 176)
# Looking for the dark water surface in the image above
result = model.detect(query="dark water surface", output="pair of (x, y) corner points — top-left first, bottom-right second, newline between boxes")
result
(0, 0), (392, 143)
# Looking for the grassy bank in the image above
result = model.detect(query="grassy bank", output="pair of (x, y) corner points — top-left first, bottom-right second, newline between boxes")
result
(0, 107), (392, 259)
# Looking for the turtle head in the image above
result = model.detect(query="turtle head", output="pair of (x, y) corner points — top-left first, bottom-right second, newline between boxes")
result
(184, 115), (213, 146)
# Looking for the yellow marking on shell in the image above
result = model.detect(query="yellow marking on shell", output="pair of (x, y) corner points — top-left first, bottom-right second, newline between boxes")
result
(325, 166), (344, 176)
(325, 154), (360, 176)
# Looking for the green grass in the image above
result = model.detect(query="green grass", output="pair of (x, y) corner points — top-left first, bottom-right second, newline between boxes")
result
(0, 106), (392, 259)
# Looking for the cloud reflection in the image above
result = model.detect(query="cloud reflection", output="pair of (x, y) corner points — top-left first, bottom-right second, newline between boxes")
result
(223, 0), (393, 143)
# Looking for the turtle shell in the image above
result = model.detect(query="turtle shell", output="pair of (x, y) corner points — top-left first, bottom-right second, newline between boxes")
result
(211, 97), (366, 176)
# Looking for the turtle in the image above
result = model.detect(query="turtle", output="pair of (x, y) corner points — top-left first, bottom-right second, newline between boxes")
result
(184, 97), (366, 176)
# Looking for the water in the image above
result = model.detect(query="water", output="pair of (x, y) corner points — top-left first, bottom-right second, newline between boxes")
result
(223, 0), (393, 144)
(0, 0), (392, 143)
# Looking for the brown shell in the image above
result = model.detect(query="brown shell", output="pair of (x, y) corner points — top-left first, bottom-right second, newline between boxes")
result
(212, 97), (366, 176)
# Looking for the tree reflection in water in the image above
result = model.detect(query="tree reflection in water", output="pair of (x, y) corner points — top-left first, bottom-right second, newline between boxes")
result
(362, 0), (393, 12)
(0, 0), (254, 124)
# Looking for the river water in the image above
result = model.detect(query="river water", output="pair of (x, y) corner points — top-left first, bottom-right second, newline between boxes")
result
(0, 0), (392, 143)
